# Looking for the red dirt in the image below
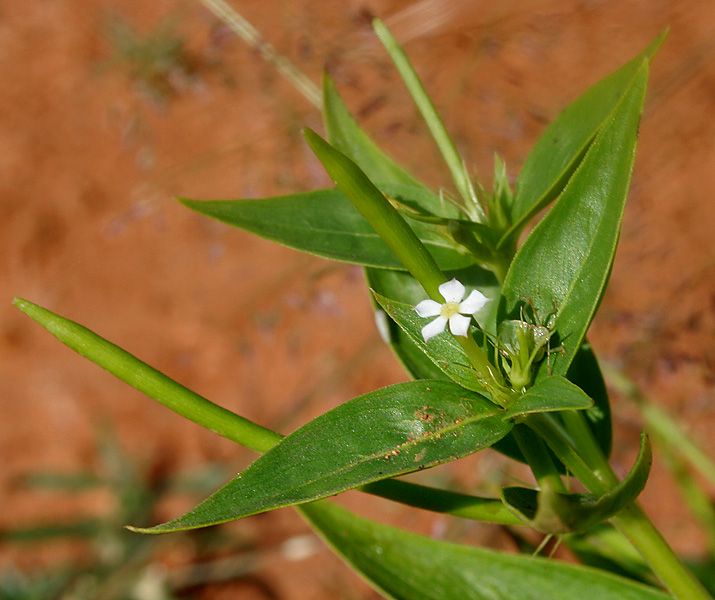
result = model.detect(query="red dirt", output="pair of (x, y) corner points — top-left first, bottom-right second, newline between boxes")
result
(1, 1), (713, 598)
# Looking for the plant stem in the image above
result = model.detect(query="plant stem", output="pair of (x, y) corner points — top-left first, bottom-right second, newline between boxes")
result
(513, 424), (566, 493)
(529, 410), (712, 600)
(613, 505), (712, 600)
(14, 297), (519, 527)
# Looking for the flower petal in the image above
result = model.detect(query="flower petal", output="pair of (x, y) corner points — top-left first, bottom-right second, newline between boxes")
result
(459, 290), (489, 315)
(421, 316), (448, 342)
(439, 278), (465, 303)
(449, 314), (471, 337)
(414, 299), (442, 318)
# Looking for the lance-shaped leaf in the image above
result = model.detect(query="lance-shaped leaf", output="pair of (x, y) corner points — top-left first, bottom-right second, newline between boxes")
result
(323, 75), (458, 219)
(503, 375), (593, 420)
(503, 31), (665, 244)
(181, 189), (471, 272)
(300, 501), (669, 600)
(501, 63), (649, 380)
(132, 380), (512, 533)
(502, 434), (652, 534)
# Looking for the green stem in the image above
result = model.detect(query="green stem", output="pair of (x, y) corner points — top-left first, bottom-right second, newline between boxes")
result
(526, 413), (606, 494)
(513, 424), (566, 493)
(530, 410), (712, 600)
(560, 411), (618, 487)
(613, 505), (712, 600)
(14, 297), (515, 526)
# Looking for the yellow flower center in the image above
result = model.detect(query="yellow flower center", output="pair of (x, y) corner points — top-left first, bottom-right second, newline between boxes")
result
(440, 302), (460, 318)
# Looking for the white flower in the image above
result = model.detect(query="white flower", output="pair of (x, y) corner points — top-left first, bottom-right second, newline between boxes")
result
(414, 279), (488, 342)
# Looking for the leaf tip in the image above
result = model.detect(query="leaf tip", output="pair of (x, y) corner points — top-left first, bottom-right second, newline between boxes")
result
(124, 524), (160, 535)
(12, 297), (43, 322)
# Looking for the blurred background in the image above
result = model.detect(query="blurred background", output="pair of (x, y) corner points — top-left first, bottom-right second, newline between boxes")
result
(1, 0), (714, 598)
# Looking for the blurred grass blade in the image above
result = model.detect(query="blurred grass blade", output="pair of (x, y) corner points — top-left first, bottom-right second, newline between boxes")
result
(502, 31), (666, 245)
(301, 501), (670, 600)
(372, 19), (483, 219)
(604, 363), (715, 487)
(0, 520), (102, 543)
(181, 190), (472, 271)
(23, 472), (102, 491)
(503, 376), (593, 419)
(501, 64), (649, 381)
(13, 298), (281, 453)
(131, 380), (512, 533)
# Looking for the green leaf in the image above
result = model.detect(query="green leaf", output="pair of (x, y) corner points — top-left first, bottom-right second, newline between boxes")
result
(502, 434), (652, 533)
(301, 501), (670, 600)
(304, 129), (448, 298)
(181, 190), (471, 271)
(323, 75), (457, 219)
(503, 376), (593, 420)
(13, 298), (281, 453)
(503, 31), (665, 242)
(501, 63), (649, 380)
(132, 380), (511, 533)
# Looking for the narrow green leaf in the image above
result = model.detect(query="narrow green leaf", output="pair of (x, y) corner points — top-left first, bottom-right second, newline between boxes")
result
(502, 434), (652, 533)
(372, 19), (483, 219)
(133, 380), (511, 533)
(503, 376), (593, 420)
(12, 298), (280, 453)
(304, 129), (447, 298)
(323, 75), (457, 218)
(501, 63), (649, 380)
(360, 479), (522, 526)
(181, 190), (472, 271)
(301, 501), (670, 600)
(504, 31), (665, 242)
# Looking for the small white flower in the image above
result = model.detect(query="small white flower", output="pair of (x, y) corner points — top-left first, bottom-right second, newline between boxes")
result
(414, 279), (489, 342)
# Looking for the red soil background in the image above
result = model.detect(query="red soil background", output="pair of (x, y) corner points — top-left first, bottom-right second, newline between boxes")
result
(1, 1), (714, 597)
